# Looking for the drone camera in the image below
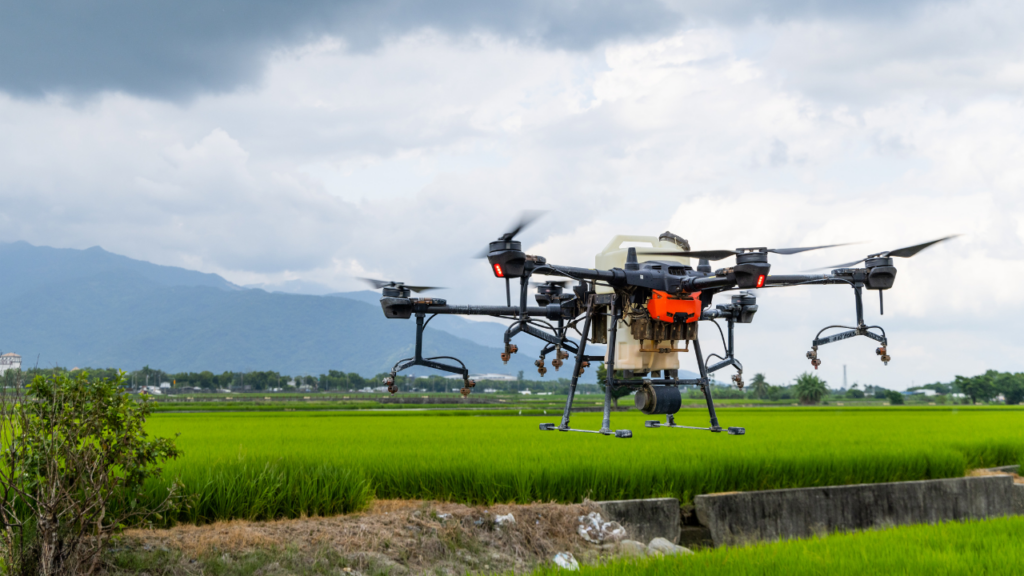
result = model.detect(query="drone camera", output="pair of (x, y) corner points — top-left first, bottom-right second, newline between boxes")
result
(634, 384), (682, 415)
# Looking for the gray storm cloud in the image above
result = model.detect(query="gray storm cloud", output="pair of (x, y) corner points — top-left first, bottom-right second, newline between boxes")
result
(0, 0), (944, 100)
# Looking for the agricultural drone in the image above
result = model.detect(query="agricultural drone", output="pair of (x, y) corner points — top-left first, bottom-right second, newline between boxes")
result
(366, 214), (957, 438)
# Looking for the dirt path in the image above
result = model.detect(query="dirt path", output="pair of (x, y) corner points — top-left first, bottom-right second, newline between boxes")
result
(112, 500), (616, 575)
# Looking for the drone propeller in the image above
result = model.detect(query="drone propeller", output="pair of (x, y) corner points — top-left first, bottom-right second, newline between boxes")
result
(359, 277), (443, 293)
(808, 235), (960, 271)
(648, 243), (855, 262)
(473, 210), (546, 258)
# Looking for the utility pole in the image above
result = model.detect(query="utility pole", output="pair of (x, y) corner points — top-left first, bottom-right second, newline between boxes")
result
(843, 365), (847, 390)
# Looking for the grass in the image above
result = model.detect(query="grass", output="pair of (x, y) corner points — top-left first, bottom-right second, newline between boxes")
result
(142, 406), (1024, 524)
(530, 516), (1024, 576)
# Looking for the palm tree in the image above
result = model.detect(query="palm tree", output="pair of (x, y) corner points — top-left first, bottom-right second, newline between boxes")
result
(750, 373), (769, 399)
(795, 372), (828, 405)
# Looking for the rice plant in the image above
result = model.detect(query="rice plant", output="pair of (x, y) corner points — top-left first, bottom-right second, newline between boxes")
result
(144, 407), (1024, 523)
(529, 516), (1024, 576)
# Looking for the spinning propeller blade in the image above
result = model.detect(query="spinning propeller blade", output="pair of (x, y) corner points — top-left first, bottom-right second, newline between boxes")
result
(501, 210), (546, 241)
(404, 285), (444, 293)
(767, 243), (856, 255)
(473, 210), (546, 257)
(808, 235), (960, 271)
(886, 235), (960, 258)
(359, 277), (395, 290)
(648, 243), (853, 261)
(359, 278), (443, 293)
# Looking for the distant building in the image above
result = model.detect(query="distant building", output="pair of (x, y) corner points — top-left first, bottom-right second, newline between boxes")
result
(0, 353), (22, 376)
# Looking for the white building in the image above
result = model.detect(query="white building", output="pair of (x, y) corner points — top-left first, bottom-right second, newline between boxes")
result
(0, 353), (22, 376)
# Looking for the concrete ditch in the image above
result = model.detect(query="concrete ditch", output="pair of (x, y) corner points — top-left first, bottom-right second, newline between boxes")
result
(596, 470), (1023, 548)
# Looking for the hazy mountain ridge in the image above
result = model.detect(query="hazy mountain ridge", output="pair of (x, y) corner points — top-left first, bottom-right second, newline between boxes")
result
(0, 242), (580, 378)
(0, 241), (239, 300)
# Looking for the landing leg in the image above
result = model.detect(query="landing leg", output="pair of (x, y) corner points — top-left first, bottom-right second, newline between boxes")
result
(600, 300), (620, 435)
(559, 295), (594, 430)
(541, 295), (630, 438)
(693, 338), (720, 430)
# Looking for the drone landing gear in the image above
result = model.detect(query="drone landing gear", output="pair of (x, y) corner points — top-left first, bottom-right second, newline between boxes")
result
(539, 295), (743, 438)
(806, 283), (889, 370)
(641, 338), (745, 435)
(388, 312), (475, 396)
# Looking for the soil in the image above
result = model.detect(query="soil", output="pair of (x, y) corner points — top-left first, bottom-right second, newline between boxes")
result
(108, 499), (623, 575)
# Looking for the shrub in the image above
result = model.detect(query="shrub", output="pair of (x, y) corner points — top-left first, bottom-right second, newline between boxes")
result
(0, 371), (182, 575)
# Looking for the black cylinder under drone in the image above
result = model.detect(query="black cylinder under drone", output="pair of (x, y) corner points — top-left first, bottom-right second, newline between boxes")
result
(634, 384), (682, 415)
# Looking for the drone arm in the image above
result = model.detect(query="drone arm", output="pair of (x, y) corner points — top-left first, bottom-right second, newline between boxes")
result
(535, 265), (622, 284)
(684, 275), (736, 291)
(763, 274), (833, 285)
(425, 304), (549, 317)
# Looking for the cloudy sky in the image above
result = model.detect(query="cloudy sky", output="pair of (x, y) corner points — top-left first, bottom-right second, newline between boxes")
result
(1, 0), (1022, 389)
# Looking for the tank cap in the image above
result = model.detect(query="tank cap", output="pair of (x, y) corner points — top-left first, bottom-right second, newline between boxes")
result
(659, 231), (691, 251)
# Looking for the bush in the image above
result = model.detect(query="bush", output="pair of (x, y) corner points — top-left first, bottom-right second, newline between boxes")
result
(0, 371), (182, 575)
(886, 391), (905, 405)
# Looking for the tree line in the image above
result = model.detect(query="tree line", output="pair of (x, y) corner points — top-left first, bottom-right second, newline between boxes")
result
(4, 364), (1019, 403)
(0, 365), (595, 394)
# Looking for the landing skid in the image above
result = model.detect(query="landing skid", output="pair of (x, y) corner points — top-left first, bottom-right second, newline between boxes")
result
(645, 418), (745, 435)
(539, 423), (632, 438)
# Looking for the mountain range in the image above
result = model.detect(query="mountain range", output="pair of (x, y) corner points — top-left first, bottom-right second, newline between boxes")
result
(0, 241), (593, 378)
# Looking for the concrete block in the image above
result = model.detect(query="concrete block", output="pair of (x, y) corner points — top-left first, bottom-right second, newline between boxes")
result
(695, 475), (1018, 547)
(596, 498), (680, 544)
(986, 464), (1020, 474)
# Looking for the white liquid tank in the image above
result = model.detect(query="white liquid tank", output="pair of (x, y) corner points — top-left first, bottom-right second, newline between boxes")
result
(595, 235), (691, 372)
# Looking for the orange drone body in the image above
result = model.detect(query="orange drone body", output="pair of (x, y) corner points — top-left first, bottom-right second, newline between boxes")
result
(647, 290), (702, 323)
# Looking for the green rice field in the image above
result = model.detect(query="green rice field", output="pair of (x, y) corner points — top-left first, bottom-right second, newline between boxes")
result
(530, 516), (1024, 576)
(144, 406), (1024, 524)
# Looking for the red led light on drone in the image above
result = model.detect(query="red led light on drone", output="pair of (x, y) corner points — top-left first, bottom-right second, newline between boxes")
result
(756, 274), (766, 288)
(493, 263), (505, 278)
